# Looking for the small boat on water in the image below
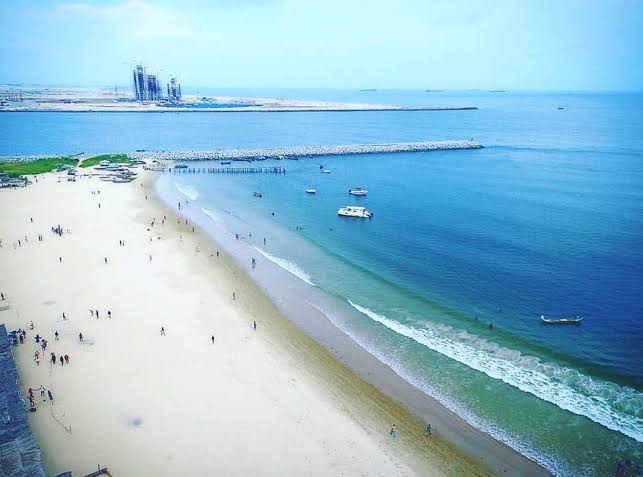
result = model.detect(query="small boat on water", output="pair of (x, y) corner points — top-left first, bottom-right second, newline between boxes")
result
(349, 187), (368, 196)
(540, 315), (583, 324)
(322, 169), (332, 174)
(253, 192), (262, 198)
(221, 161), (231, 165)
(337, 206), (373, 218)
(305, 189), (316, 194)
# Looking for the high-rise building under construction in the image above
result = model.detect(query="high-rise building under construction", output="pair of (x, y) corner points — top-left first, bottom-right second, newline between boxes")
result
(167, 77), (182, 102)
(132, 65), (162, 102)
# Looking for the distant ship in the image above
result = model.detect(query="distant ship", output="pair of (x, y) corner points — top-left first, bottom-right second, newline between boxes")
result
(305, 189), (316, 194)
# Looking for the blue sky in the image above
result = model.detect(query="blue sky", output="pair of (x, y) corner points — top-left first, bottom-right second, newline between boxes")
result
(1, 0), (642, 90)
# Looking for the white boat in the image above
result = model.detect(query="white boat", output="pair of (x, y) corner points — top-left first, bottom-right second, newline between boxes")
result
(540, 315), (583, 325)
(305, 189), (317, 194)
(322, 169), (332, 174)
(337, 206), (372, 218)
(349, 187), (368, 196)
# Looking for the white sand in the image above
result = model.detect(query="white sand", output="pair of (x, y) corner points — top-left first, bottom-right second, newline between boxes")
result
(0, 172), (456, 476)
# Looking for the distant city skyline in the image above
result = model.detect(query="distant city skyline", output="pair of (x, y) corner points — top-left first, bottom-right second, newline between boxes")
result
(1, 0), (642, 91)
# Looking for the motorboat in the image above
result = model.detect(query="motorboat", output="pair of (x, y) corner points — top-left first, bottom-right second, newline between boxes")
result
(305, 189), (317, 194)
(221, 161), (231, 165)
(322, 169), (332, 174)
(253, 192), (262, 198)
(349, 187), (368, 196)
(540, 315), (583, 325)
(337, 206), (372, 218)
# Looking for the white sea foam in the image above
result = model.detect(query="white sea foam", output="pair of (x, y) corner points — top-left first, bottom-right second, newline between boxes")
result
(307, 301), (566, 476)
(175, 182), (199, 201)
(201, 208), (220, 224)
(254, 247), (315, 286)
(348, 300), (643, 444)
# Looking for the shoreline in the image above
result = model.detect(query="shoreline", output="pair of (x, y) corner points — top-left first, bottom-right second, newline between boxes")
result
(156, 173), (551, 476)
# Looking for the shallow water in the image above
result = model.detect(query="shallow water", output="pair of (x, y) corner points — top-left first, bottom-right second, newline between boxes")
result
(2, 90), (642, 475)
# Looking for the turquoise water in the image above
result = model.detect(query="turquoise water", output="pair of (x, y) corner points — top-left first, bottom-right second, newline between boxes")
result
(2, 91), (642, 474)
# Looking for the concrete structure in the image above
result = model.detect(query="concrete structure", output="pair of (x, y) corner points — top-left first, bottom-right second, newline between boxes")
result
(130, 140), (483, 162)
(132, 64), (162, 102)
(167, 77), (182, 103)
(0, 324), (47, 477)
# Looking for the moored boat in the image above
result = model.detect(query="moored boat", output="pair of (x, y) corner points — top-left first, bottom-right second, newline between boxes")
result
(253, 192), (262, 198)
(540, 315), (583, 324)
(337, 206), (372, 218)
(305, 188), (316, 194)
(349, 187), (368, 196)
(322, 169), (332, 174)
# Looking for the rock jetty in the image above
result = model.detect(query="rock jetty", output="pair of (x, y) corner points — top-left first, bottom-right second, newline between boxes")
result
(132, 140), (483, 162)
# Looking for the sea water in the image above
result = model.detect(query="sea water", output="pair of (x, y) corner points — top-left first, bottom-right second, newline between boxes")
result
(2, 91), (642, 475)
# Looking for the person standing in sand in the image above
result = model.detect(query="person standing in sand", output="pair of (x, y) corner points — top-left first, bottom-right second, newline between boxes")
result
(161, 327), (166, 336)
(390, 424), (397, 438)
(78, 332), (83, 343)
(47, 390), (54, 403)
(211, 335), (215, 344)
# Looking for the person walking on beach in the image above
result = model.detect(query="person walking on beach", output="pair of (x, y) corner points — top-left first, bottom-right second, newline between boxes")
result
(425, 424), (432, 437)
(0, 292), (4, 300)
(64, 355), (70, 364)
(90, 309), (94, 317)
(59, 355), (64, 366)
(253, 321), (257, 331)
(108, 310), (111, 319)
(104, 257), (108, 264)
(232, 292), (236, 301)
(211, 335), (215, 344)
(96, 310), (99, 319)
(160, 327), (166, 336)
(47, 389), (54, 403)
(62, 312), (66, 320)
(251, 258), (256, 269)
(78, 332), (83, 343)
(51, 353), (56, 365)
(59, 256), (62, 263)
(34, 351), (40, 366)
(390, 424), (397, 438)
(54, 330), (59, 341)
(39, 385), (46, 401)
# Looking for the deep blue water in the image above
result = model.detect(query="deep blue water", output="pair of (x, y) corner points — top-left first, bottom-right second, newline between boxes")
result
(1, 90), (642, 475)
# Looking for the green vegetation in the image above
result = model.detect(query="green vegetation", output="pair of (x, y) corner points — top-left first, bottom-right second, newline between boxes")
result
(0, 157), (78, 177)
(79, 154), (131, 168)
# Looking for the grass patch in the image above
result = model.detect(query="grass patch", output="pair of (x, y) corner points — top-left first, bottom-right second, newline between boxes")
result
(79, 154), (131, 168)
(0, 157), (78, 177)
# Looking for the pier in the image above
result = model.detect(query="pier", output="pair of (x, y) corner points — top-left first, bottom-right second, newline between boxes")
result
(169, 166), (287, 174)
(132, 139), (483, 163)
(0, 325), (47, 477)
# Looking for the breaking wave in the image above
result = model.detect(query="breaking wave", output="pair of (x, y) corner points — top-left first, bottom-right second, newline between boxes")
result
(254, 247), (315, 286)
(348, 300), (643, 443)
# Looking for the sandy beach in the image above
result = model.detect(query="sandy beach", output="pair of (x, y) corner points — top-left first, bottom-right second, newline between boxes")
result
(0, 170), (546, 476)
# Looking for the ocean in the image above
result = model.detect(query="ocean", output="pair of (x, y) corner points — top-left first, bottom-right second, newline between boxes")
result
(1, 90), (642, 475)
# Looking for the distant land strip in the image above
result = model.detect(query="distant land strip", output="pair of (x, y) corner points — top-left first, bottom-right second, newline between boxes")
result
(0, 106), (478, 113)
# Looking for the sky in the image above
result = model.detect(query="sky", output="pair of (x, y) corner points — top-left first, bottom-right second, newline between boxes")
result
(0, 0), (642, 91)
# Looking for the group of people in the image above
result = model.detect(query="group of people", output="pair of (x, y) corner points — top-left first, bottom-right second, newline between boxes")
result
(89, 309), (111, 319)
(27, 385), (54, 410)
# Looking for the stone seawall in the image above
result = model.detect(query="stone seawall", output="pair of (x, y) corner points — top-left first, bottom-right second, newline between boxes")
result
(132, 140), (483, 162)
